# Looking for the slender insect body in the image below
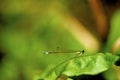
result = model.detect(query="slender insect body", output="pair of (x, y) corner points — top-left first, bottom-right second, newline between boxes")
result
(44, 50), (85, 56)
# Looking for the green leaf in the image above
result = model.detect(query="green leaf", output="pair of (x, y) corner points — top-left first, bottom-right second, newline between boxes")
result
(34, 53), (119, 80)
(104, 10), (120, 52)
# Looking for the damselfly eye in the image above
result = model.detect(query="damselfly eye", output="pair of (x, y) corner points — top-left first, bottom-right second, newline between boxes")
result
(82, 50), (84, 54)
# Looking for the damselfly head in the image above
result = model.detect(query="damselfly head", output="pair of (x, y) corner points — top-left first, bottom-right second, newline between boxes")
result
(82, 50), (84, 54)
(76, 50), (84, 54)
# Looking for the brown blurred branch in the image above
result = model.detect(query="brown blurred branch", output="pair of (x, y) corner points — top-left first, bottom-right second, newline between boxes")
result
(88, 0), (109, 41)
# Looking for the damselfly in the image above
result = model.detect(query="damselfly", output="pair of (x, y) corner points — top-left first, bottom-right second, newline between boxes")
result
(44, 50), (85, 56)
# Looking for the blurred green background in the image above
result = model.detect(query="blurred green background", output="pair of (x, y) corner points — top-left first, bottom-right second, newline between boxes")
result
(0, 0), (120, 80)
